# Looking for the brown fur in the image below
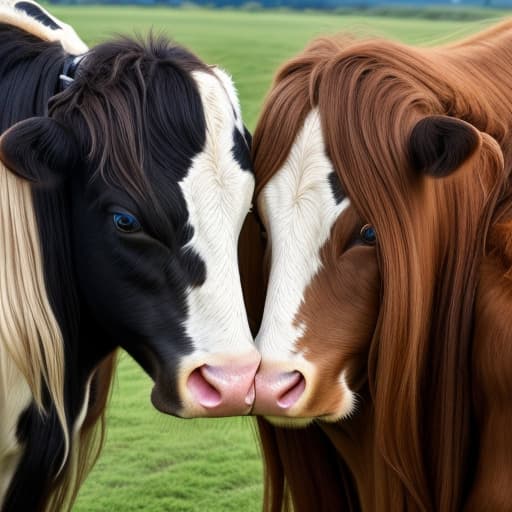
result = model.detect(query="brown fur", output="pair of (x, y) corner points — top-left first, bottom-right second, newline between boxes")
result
(294, 209), (380, 418)
(252, 22), (512, 511)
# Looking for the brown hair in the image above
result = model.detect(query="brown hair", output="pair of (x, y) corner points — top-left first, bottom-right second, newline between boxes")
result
(253, 22), (512, 511)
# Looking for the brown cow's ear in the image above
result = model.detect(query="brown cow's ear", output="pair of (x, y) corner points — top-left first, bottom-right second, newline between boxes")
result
(0, 117), (78, 187)
(409, 115), (481, 178)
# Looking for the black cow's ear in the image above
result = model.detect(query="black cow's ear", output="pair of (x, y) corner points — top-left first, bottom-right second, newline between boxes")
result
(409, 115), (481, 178)
(0, 117), (78, 186)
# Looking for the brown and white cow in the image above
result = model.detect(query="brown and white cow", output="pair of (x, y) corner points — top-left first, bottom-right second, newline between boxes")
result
(251, 29), (512, 512)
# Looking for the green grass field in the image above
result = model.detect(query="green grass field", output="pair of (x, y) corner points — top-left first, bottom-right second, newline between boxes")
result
(52, 6), (510, 511)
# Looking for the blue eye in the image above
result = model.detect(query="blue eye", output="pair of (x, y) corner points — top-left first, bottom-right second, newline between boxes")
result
(113, 212), (141, 233)
(360, 224), (376, 245)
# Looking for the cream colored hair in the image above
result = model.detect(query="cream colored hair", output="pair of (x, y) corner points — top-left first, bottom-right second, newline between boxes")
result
(0, 163), (69, 455)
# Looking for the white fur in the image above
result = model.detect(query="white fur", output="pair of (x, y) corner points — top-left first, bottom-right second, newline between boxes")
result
(255, 109), (354, 416)
(177, 70), (256, 411)
(328, 370), (357, 422)
(0, 0), (87, 55)
(211, 66), (244, 134)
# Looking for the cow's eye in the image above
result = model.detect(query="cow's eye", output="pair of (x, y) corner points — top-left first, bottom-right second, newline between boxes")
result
(113, 212), (141, 233)
(360, 224), (376, 245)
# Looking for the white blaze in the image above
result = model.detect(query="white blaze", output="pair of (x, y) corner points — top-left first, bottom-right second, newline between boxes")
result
(211, 66), (245, 135)
(178, 69), (255, 382)
(256, 109), (350, 365)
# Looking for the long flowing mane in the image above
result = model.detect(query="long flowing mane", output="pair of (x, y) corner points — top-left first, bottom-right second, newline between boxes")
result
(253, 23), (512, 511)
(0, 19), (69, 424)
(0, 15), (116, 512)
(0, 19), (75, 509)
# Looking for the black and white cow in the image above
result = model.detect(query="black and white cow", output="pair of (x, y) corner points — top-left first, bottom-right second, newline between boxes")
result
(0, 3), (258, 510)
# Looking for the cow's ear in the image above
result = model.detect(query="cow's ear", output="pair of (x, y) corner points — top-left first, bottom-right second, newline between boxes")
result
(0, 117), (78, 187)
(409, 115), (481, 178)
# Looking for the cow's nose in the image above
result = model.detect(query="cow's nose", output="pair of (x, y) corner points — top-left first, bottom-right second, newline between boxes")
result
(186, 356), (260, 416)
(253, 370), (306, 415)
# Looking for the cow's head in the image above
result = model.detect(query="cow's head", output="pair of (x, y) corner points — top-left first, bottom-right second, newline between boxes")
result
(252, 109), (380, 426)
(0, 36), (260, 418)
(250, 35), (505, 432)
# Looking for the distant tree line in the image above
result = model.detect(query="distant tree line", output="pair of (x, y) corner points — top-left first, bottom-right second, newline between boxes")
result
(47, 0), (510, 11)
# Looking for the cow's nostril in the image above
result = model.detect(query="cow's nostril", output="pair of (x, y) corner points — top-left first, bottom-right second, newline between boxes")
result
(277, 371), (306, 409)
(184, 355), (260, 416)
(253, 369), (307, 415)
(187, 366), (222, 408)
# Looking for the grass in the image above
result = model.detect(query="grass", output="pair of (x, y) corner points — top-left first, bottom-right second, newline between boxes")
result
(74, 355), (262, 511)
(49, 6), (510, 510)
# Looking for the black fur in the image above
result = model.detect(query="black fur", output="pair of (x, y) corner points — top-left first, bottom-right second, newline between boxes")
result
(14, 2), (61, 31)
(232, 125), (252, 172)
(328, 170), (345, 204)
(243, 126), (252, 149)
(0, 117), (78, 185)
(0, 23), (64, 130)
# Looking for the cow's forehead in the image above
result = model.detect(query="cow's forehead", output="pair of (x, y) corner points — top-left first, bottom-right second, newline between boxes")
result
(187, 69), (252, 192)
(191, 69), (245, 139)
(258, 109), (346, 230)
(81, 64), (252, 245)
(256, 109), (349, 359)
(178, 67), (254, 250)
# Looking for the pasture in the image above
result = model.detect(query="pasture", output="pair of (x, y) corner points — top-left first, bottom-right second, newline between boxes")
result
(62, 6), (507, 511)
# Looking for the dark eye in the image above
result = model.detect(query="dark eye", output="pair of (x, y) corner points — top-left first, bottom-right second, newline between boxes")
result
(360, 224), (376, 245)
(113, 212), (141, 233)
